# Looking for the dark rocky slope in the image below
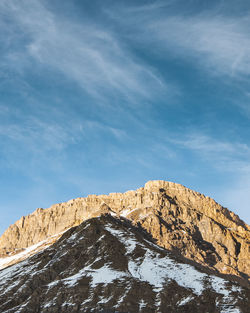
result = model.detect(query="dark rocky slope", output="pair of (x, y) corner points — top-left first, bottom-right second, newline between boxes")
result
(0, 215), (249, 313)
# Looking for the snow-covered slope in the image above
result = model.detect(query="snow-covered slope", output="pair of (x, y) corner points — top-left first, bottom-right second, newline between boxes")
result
(0, 230), (67, 270)
(0, 215), (249, 313)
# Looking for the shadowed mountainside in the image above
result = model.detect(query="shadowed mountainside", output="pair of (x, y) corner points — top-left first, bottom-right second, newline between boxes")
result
(0, 215), (249, 313)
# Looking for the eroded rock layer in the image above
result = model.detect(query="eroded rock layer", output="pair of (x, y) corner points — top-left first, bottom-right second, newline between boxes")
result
(0, 180), (249, 284)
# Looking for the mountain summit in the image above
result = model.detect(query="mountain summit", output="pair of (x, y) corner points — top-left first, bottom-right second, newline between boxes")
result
(1, 181), (249, 284)
(0, 180), (249, 312)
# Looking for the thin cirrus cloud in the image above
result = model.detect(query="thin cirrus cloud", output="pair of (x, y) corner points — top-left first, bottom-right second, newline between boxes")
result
(147, 15), (250, 78)
(0, 113), (79, 173)
(0, 113), (127, 156)
(113, 2), (250, 80)
(169, 133), (250, 174)
(0, 0), (168, 103)
(0, 0), (170, 174)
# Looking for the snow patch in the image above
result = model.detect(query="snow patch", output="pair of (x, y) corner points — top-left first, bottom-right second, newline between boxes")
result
(154, 287), (162, 307)
(139, 299), (147, 310)
(67, 232), (78, 242)
(98, 295), (113, 304)
(0, 229), (69, 270)
(120, 207), (140, 217)
(105, 225), (137, 254)
(116, 287), (130, 305)
(177, 295), (193, 306)
(43, 300), (56, 308)
(0, 240), (47, 270)
(63, 265), (126, 288)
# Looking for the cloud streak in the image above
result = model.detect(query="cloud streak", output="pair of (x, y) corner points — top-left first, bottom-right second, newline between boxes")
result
(0, 0), (168, 103)
(0, 112), (127, 157)
(148, 15), (250, 78)
(111, 2), (250, 80)
(169, 132), (250, 174)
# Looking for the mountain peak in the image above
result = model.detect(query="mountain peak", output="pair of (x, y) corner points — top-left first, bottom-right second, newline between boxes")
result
(0, 180), (249, 287)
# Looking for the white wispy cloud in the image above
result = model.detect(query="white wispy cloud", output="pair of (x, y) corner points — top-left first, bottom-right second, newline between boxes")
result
(0, 0), (168, 103)
(0, 112), (127, 156)
(111, 2), (250, 80)
(84, 120), (127, 140)
(172, 133), (250, 155)
(0, 117), (75, 153)
(147, 15), (250, 78)
(169, 132), (250, 173)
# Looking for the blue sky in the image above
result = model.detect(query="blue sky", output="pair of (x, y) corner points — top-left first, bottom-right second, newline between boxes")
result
(1, 0), (250, 235)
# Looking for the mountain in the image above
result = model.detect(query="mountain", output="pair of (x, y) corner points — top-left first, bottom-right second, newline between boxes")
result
(1, 180), (249, 286)
(0, 180), (250, 312)
(0, 215), (249, 313)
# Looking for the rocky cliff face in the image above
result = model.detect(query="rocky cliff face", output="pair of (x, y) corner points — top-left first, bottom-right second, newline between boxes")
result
(0, 215), (249, 313)
(0, 180), (249, 285)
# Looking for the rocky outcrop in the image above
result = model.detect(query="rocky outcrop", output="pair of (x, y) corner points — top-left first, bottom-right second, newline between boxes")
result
(0, 180), (249, 285)
(0, 215), (249, 313)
